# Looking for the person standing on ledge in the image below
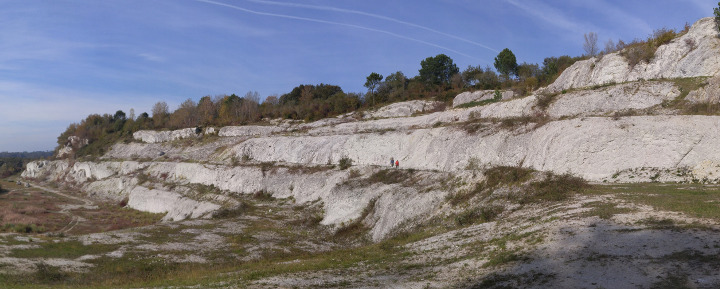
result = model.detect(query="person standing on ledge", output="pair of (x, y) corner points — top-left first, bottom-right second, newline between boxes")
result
(395, 160), (399, 168)
(390, 157), (394, 167)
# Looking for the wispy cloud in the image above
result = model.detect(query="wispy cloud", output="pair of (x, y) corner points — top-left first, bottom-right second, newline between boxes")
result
(195, 0), (480, 60)
(243, 0), (497, 53)
(573, 0), (652, 36)
(138, 53), (165, 62)
(503, 0), (589, 35)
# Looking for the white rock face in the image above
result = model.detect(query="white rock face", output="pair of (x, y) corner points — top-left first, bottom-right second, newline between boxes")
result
(228, 115), (720, 181)
(363, 100), (445, 118)
(686, 75), (719, 103)
(453, 90), (514, 107)
(546, 81), (679, 118)
(546, 17), (720, 92)
(127, 186), (220, 221)
(22, 160), (68, 180)
(133, 128), (199, 143)
(22, 17), (720, 241)
(218, 125), (284, 137)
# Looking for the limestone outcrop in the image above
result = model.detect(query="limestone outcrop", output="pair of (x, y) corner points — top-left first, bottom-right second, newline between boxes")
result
(546, 17), (720, 93)
(133, 128), (201, 143)
(453, 90), (513, 107)
(23, 17), (720, 241)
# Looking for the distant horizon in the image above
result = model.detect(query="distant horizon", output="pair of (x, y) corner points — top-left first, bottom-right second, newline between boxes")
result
(0, 0), (714, 152)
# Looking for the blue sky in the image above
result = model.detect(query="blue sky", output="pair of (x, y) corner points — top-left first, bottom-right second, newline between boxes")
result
(0, 0), (714, 152)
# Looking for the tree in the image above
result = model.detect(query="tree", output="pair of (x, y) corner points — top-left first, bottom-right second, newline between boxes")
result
(197, 96), (216, 126)
(169, 98), (198, 129)
(364, 72), (383, 106)
(516, 62), (540, 82)
(715, 2), (720, 31)
(151, 101), (169, 128)
(112, 110), (127, 132)
(462, 65), (500, 90)
(419, 54), (459, 85)
(583, 32), (598, 57)
(364, 72), (383, 95)
(494, 48), (518, 80)
(239, 91), (260, 124)
(603, 39), (616, 54)
(218, 94), (242, 125)
(113, 110), (127, 122)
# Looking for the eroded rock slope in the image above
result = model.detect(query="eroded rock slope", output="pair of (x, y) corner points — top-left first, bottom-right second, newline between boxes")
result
(23, 17), (720, 241)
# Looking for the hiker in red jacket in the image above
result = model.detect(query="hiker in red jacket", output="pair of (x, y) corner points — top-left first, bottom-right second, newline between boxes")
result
(395, 160), (399, 168)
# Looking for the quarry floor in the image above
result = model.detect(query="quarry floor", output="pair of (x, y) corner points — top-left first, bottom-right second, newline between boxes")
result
(1, 177), (720, 289)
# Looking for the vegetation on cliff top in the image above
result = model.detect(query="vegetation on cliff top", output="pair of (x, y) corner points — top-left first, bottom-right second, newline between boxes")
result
(56, 19), (698, 158)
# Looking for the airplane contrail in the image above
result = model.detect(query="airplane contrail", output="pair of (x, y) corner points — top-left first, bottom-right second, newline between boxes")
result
(243, 0), (498, 53)
(195, 0), (481, 61)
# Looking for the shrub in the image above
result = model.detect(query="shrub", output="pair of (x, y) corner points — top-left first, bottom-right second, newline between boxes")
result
(366, 169), (413, 185)
(620, 28), (677, 69)
(535, 93), (557, 110)
(118, 197), (129, 207)
(651, 28), (676, 47)
(484, 166), (533, 189)
(136, 173), (149, 185)
(620, 40), (655, 68)
(214, 202), (251, 219)
(455, 206), (503, 226)
(34, 262), (69, 284)
(338, 156), (353, 170)
(522, 172), (590, 204)
(252, 190), (274, 201)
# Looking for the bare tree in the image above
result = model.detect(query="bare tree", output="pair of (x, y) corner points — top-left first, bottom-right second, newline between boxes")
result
(240, 91), (260, 123)
(583, 32), (598, 57)
(603, 39), (616, 54)
(169, 98), (198, 129)
(151, 101), (169, 128)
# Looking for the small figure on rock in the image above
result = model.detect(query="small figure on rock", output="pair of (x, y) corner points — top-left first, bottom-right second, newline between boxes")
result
(390, 157), (394, 167)
(395, 160), (399, 168)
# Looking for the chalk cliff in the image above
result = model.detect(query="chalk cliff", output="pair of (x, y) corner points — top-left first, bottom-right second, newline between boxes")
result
(23, 17), (720, 241)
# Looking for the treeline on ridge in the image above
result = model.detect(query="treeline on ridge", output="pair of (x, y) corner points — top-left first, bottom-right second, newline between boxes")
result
(57, 22), (694, 158)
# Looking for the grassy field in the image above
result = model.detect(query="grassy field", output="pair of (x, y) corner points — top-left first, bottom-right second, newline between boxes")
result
(2, 174), (720, 288)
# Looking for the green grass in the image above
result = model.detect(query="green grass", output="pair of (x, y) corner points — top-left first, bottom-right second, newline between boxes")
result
(581, 202), (634, 220)
(588, 183), (720, 220)
(10, 240), (116, 259)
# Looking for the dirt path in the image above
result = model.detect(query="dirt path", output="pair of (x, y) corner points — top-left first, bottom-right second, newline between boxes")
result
(28, 182), (97, 234)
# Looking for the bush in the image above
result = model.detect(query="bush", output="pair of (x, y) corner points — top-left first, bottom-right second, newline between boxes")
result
(620, 40), (655, 68)
(118, 197), (129, 207)
(34, 262), (69, 284)
(338, 157), (353, 170)
(535, 93), (557, 110)
(651, 28), (676, 47)
(455, 206), (503, 226)
(522, 172), (590, 204)
(620, 28), (677, 69)
(252, 190), (274, 201)
(484, 166), (534, 189)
